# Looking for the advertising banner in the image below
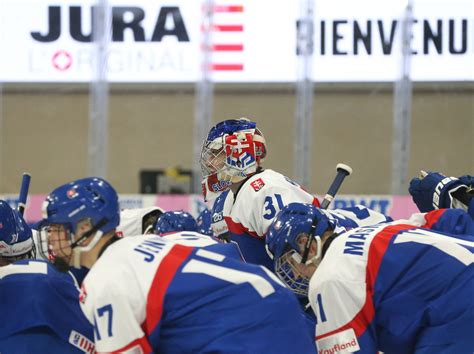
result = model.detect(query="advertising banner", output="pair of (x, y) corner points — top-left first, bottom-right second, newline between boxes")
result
(1, 0), (472, 82)
(1, 193), (419, 223)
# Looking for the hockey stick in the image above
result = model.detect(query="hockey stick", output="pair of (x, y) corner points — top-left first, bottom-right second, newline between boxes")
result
(18, 173), (31, 216)
(301, 163), (353, 272)
(320, 163), (352, 209)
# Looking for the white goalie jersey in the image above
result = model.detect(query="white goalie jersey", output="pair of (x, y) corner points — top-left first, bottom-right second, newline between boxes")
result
(211, 169), (320, 268)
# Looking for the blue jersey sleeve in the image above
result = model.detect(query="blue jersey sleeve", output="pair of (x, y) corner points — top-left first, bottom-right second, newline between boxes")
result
(0, 260), (94, 353)
(424, 209), (474, 236)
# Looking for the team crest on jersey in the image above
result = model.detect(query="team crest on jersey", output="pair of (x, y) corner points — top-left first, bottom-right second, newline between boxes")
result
(225, 133), (256, 170)
(0, 222), (3, 229)
(79, 283), (87, 304)
(250, 178), (265, 192)
(69, 330), (95, 353)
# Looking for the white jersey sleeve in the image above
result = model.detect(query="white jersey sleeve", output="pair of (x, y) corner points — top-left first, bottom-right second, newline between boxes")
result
(117, 207), (164, 237)
(226, 169), (319, 237)
(328, 205), (391, 227)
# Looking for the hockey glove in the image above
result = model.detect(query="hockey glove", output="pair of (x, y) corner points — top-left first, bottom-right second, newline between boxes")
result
(409, 171), (472, 212)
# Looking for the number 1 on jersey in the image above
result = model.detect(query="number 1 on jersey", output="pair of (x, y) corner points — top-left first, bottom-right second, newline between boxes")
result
(314, 293), (327, 324)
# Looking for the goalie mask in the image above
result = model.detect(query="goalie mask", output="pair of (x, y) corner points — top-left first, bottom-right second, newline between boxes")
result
(38, 177), (120, 271)
(0, 200), (35, 266)
(265, 203), (345, 297)
(200, 118), (267, 201)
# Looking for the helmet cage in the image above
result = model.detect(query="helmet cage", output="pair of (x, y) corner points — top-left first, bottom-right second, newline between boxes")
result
(37, 221), (74, 264)
(266, 203), (335, 296)
(200, 139), (227, 178)
(275, 248), (311, 297)
(38, 217), (108, 270)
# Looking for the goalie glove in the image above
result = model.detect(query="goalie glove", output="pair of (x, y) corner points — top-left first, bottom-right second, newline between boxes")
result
(409, 171), (473, 213)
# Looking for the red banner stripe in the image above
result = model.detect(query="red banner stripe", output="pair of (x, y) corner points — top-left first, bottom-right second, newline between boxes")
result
(214, 24), (244, 32)
(212, 44), (244, 51)
(200, 24), (244, 32)
(214, 5), (244, 12)
(211, 64), (244, 71)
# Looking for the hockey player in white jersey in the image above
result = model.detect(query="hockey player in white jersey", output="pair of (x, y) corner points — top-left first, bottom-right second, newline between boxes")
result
(200, 118), (321, 269)
(39, 177), (316, 353)
(266, 202), (474, 353)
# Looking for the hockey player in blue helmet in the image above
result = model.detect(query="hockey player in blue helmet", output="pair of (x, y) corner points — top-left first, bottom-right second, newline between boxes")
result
(39, 177), (316, 353)
(154, 210), (198, 235)
(266, 202), (474, 353)
(0, 200), (35, 265)
(265, 203), (354, 296)
(196, 208), (214, 236)
(38, 177), (120, 272)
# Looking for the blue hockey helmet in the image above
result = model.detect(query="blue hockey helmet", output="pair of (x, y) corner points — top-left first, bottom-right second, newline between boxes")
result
(42, 177), (120, 236)
(154, 211), (198, 235)
(196, 208), (213, 236)
(265, 203), (335, 296)
(0, 200), (35, 265)
(200, 118), (267, 200)
(39, 177), (120, 268)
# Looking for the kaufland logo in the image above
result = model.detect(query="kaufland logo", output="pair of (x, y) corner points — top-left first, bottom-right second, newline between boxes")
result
(318, 339), (358, 354)
(28, 4), (245, 74)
